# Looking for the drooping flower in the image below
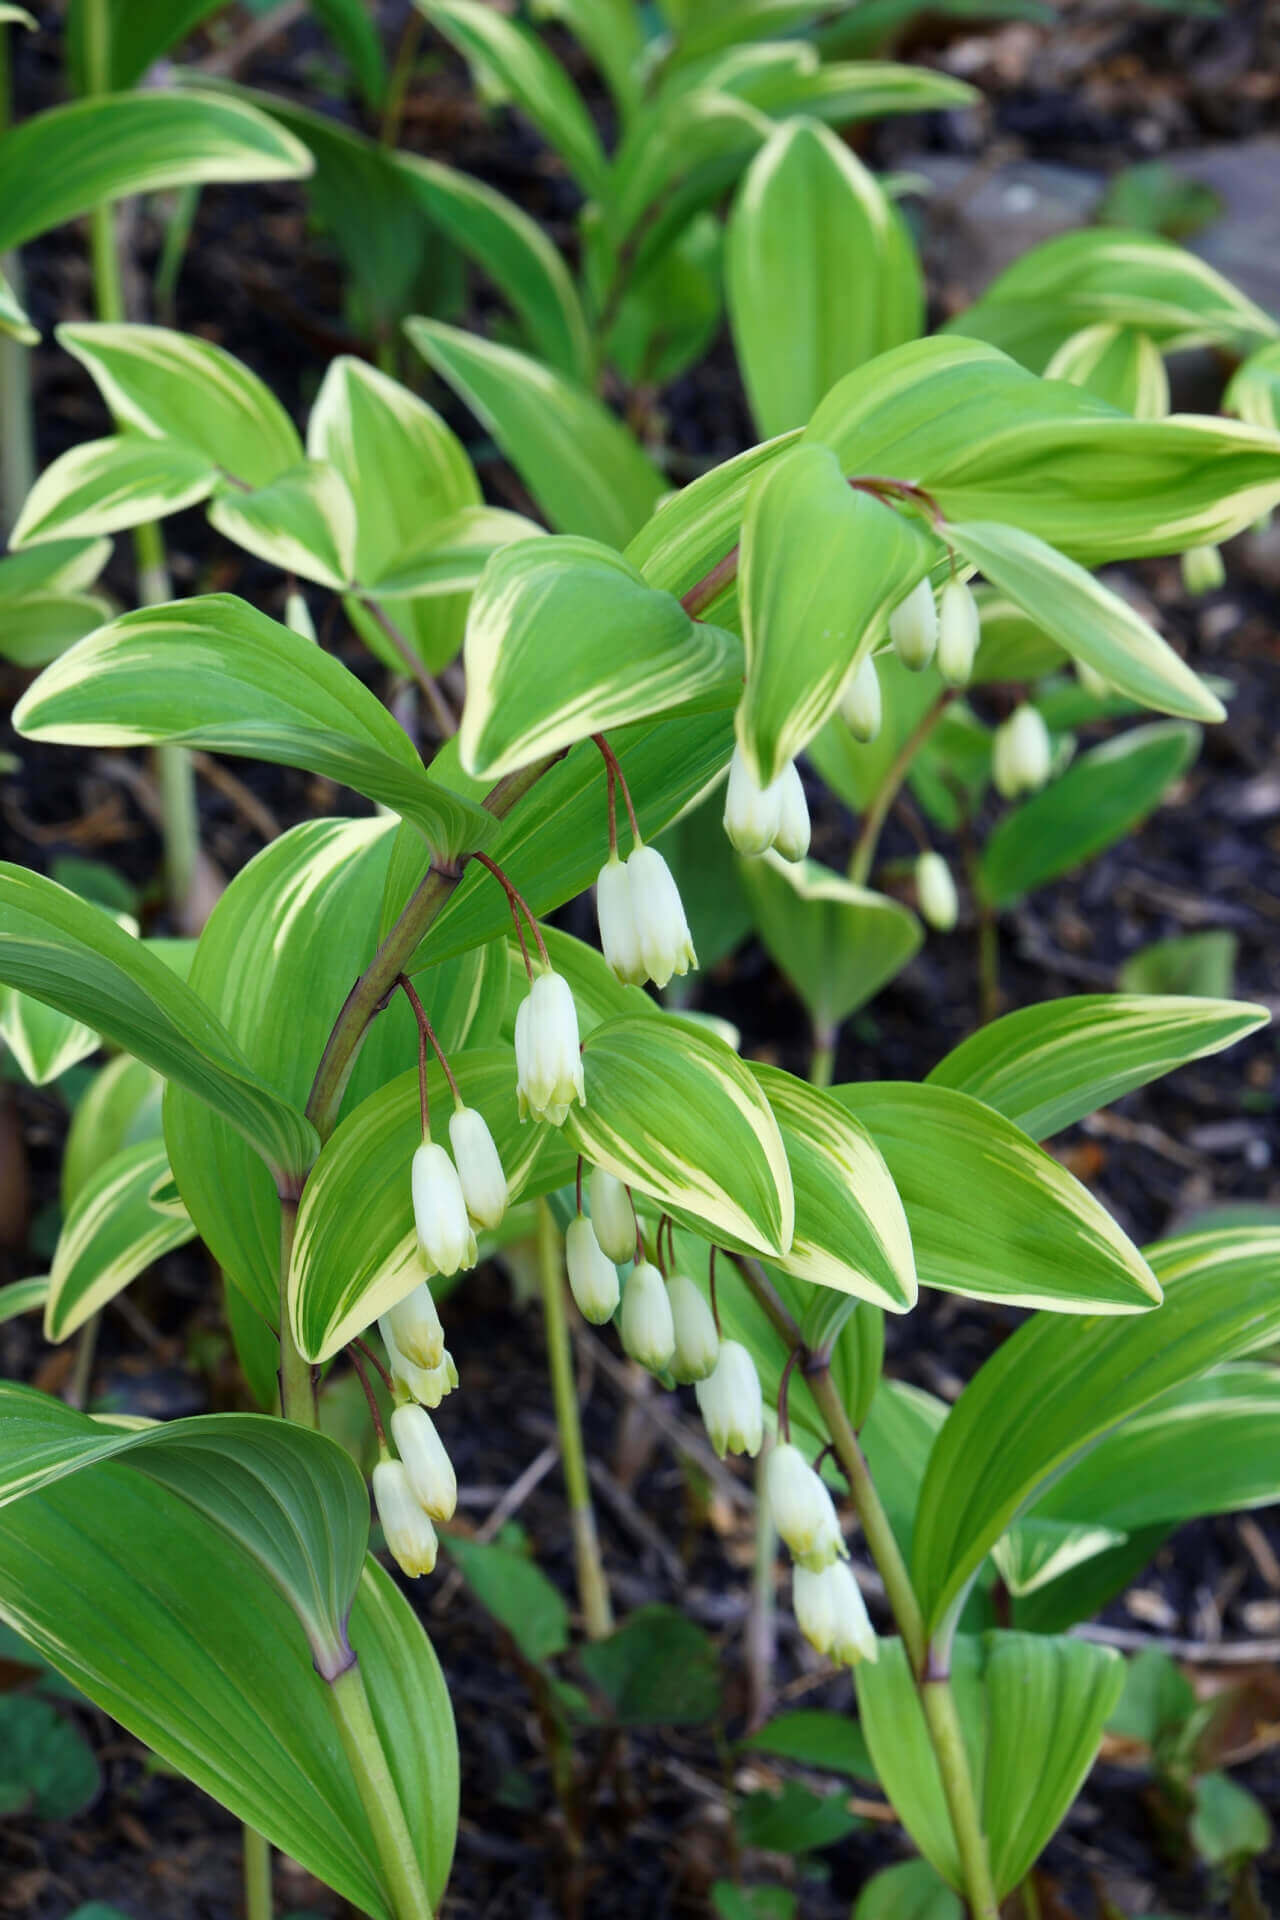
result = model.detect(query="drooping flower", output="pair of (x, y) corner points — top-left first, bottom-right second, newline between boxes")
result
(695, 1339), (763, 1458)
(588, 1164), (636, 1265)
(773, 762), (811, 864)
(411, 1141), (477, 1276)
(618, 1259), (675, 1373)
(448, 1105), (507, 1232)
(723, 744), (784, 857)
(373, 1459), (438, 1578)
(793, 1560), (878, 1667)
(381, 1316), (459, 1409)
(627, 844), (696, 989)
(993, 702), (1052, 798)
(666, 1273), (719, 1384)
(514, 970), (585, 1126)
(565, 1214), (621, 1325)
(596, 854), (646, 985)
(889, 576), (938, 671)
(390, 1402), (457, 1523)
(840, 654), (882, 743)
(916, 850), (958, 932)
(936, 579), (979, 688)
(383, 1281), (444, 1372)
(766, 1441), (848, 1572)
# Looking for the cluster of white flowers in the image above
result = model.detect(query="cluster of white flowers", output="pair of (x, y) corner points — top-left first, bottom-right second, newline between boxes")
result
(766, 1441), (877, 1669)
(408, 1102), (508, 1280)
(373, 1401), (459, 1580)
(723, 746), (810, 862)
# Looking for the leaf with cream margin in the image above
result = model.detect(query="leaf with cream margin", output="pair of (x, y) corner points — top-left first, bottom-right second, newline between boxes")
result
(45, 1142), (195, 1342)
(11, 437), (218, 544)
(459, 535), (741, 779)
(739, 854), (922, 1036)
(207, 462), (357, 591)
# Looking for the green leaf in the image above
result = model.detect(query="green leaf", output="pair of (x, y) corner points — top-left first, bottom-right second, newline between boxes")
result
(418, 0), (609, 199)
(289, 1048), (568, 1363)
(0, 866), (317, 1180)
(928, 994), (1268, 1140)
(738, 855), (923, 1035)
(566, 1013), (793, 1257)
(740, 1708), (876, 1782)
(0, 981), (100, 1085)
(950, 520), (1222, 722)
(0, 591), (112, 668)
(857, 1633), (1121, 1897)
(311, 0), (389, 107)
(1108, 1645), (1195, 1746)
(308, 354), (483, 675)
(859, 1377), (946, 1560)
(0, 262), (35, 344)
(529, 0), (644, 119)
(62, 1055), (163, 1206)
(599, 210), (724, 388)
(59, 322), (303, 487)
(727, 118), (922, 439)
(0, 1696), (99, 1820)
(1118, 930), (1237, 998)
(1192, 1773), (1271, 1868)
(398, 153), (592, 380)
(712, 1885), (797, 1920)
(366, 507), (542, 601)
(406, 319), (666, 548)
(1225, 338), (1280, 433)
(741, 54), (978, 125)
(66, 0), (226, 91)
(853, 1861), (963, 1920)
(980, 721), (1199, 907)
(606, 87), (770, 248)
(911, 1224), (1280, 1638)
(0, 536), (110, 601)
(390, 707), (737, 960)
(736, 444), (928, 783)
(0, 1276), (49, 1324)
(444, 1535), (569, 1663)
(952, 228), (1277, 372)
(0, 1434), (456, 1917)
(165, 817), (493, 1315)
(737, 1778), (861, 1853)
(0, 90), (312, 255)
(579, 1606), (721, 1727)
(654, 792), (751, 971)
(805, 336), (1280, 565)
(991, 1518), (1127, 1599)
(207, 460), (357, 590)
(45, 1142), (194, 1343)
(14, 594), (496, 857)
(1045, 324), (1170, 421)
(831, 1082), (1162, 1316)
(749, 1064), (916, 1311)
(459, 534), (740, 780)
(11, 435), (218, 544)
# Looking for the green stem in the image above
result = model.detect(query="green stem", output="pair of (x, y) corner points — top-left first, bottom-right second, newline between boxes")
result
(808, 1022), (836, 1090)
(977, 902), (1000, 1026)
(921, 1676), (1000, 1920)
(277, 1196), (315, 1430)
(243, 1826), (273, 1920)
(324, 1662), (434, 1920)
(0, 27), (33, 531)
(537, 1198), (613, 1639)
(848, 691), (955, 887)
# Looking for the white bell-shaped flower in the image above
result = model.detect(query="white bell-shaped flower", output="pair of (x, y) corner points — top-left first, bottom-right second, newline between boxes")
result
(390, 1402), (457, 1523)
(448, 1105), (507, 1231)
(840, 654), (882, 743)
(773, 762), (811, 863)
(514, 970), (585, 1126)
(381, 1317), (459, 1409)
(383, 1282), (444, 1372)
(666, 1273), (719, 1384)
(565, 1215), (620, 1325)
(373, 1459), (438, 1578)
(889, 576), (938, 671)
(597, 854), (646, 985)
(994, 702), (1052, 798)
(723, 744), (784, 857)
(916, 851), (958, 932)
(793, 1561), (878, 1667)
(628, 845), (696, 989)
(695, 1339), (763, 1458)
(766, 1441), (848, 1571)
(618, 1259), (675, 1373)
(936, 579), (979, 688)
(411, 1142), (477, 1276)
(588, 1164), (635, 1265)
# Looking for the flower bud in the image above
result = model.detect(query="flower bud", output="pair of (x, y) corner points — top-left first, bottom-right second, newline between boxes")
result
(597, 854), (646, 985)
(724, 744), (783, 857)
(840, 654), (882, 742)
(411, 1141), (477, 1276)
(1181, 543), (1225, 596)
(382, 1282), (444, 1372)
(695, 1338), (763, 1458)
(618, 1259), (675, 1373)
(390, 1402), (457, 1522)
(936, 579), (979, 687)
(766, 1441), (848, 1571)
(916, 851), (958, 932)
(447, 1105), (507, 1232)
(565, 1214), (620, 1325)
(373, 1459), (438, 1578)
(889, 576), (937, 671)
(666, 1273), (719, 1384)
(628, 844), (696, 989)
(773, 761), (811, 863)
(793, 1561), (877, 1667)
(589, 1164), (635, 1265)
(514, 970), (585, 1127)
(994, 702), (1052, 798)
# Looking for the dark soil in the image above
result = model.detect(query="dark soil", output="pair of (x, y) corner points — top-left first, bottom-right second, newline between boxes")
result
(2, 4), (1278, 1918)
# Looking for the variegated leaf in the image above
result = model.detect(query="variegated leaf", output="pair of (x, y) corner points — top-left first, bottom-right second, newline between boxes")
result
(11, 436), (218, 545)
(45, 1142), (195, 1342)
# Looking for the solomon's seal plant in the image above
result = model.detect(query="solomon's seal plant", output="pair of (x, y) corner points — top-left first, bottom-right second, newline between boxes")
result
(0, 6), (1278, 1918)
